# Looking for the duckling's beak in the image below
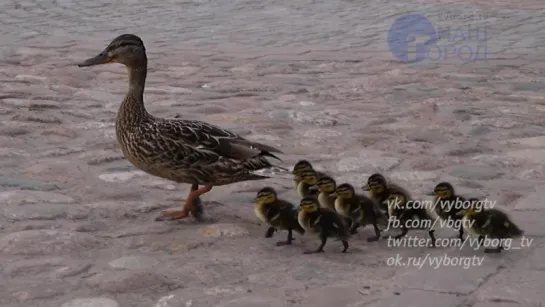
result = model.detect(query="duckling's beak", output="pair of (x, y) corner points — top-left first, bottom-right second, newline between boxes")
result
(361, 184), (370, 191)
(426, 191), (436, 196)
(78, 50), (112, 67)
(330, 192), (338, 198)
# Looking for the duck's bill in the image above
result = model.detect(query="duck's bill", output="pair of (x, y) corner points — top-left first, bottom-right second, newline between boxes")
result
(361, 184), (370, 191)
(426, 191), (436, 196)
(77, 51), (111, 67)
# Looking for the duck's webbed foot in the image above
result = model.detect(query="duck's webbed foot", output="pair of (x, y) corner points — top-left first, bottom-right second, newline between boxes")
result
(156, 183), (213, 221)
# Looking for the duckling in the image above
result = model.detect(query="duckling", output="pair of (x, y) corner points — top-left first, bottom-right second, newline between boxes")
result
(461, 198), (524, 253)
(292, 160), (326, 197)
(386, 191), (433, 239)
(297, 169), (320, 198)
(364, 173), (433, 226)
(334, 183), (383, 242)
(316, 175), (338, 211)
(255, 187), (305, 246)
(427, 182), (467, 247)
(298, 196), (349, 254)
(316, 176), (355, 228)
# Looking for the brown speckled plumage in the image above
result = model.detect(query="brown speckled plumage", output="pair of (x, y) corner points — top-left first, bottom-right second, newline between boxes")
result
(79, 34), (283, 220)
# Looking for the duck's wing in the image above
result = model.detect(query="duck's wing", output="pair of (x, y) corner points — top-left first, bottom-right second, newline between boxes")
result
(149, 118), (283, 163)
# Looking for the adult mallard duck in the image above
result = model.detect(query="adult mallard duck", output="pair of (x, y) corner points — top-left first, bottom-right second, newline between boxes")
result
(78, 34), (284, 221)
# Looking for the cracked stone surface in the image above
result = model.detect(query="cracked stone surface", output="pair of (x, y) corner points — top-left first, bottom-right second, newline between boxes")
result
(1, 0), (545, 306)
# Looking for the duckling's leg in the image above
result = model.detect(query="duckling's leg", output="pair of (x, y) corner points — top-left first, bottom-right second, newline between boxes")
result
(276, 229), (294, 246)
(341, 240), (349, 253)
(265, 227), (276, 238)
(304, 234), (327, 254)
(390, 225), (408, 240)
(457, 226), (464, 241)
(428, 230), (437, 247)
(484, 243), (503, 253)
(349, 221), (360, 235)
(366, 211), (381, 242)
(156, 184), (213, 221)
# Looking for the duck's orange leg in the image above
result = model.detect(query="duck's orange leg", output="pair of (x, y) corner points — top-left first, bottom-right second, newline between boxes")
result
(156, 184), (213, 221)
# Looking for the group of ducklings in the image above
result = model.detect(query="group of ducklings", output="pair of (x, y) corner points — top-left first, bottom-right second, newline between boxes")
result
(255, 160), (524, 254)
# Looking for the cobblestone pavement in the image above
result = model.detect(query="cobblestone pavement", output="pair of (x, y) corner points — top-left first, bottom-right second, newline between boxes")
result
(1, 0), (545, 306)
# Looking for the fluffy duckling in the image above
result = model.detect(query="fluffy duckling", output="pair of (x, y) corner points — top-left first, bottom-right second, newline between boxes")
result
(364, 173), (433, 226)
(334, 183), (383, 241)
(297, 169), (320, 198)
(461, 198), (524, 253)
(428, 182), (467, 246)
(316, 175), (338, 211)
(292, 160), (325, 197)
(386, 191), (432, 239)
(255, 187), (305, 246)
(298, 196), (349, 254)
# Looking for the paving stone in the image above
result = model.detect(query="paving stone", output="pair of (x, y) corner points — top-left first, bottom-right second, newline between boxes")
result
(97, 171), (147, 183)
(337, 151), (401, 173)
(0, 176), (60, 191)
(219, 296), (286, 307)
(10, 280), (76, 302)
(108, 255), (161, 270)
(106, 224), (175, 238)
(372, 290), (465, 307)
(514, 188), (545, 211)
(476, 269), (545, 306)
(199, 223), (250, 238)
(504, 136), (545, 148)
(3, 257), (91, 278)
(508, 211), (544, 237)
(0, 230), (104, 256)
(470, 302), (522, 307)
(85, 271), (173, 294)
(302, 285), (370, 307)
(61, 297), (119, 307)
(2, 203), (89, 221)
(394, 262), (498, 294)
(506, 149), (545, 164)
(447, 164), (504, 180)
(0, 190), (74, 205)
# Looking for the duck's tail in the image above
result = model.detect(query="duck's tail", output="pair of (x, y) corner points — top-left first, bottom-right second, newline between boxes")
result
(507, 220), (524, 238)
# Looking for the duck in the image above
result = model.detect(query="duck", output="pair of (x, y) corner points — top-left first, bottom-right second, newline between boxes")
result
(334, 183), (384, 241)
(316, 176), (355, 227)
(427, 182), (467, 246)
(255, 187), (305, 246)
(316, 175), (338, 211)
(77, 34), (286, 221)
(292, 160), (325, 197)
(461, 198), (524, 253)
(296, 169), (320, 198)
(364, 173), (433, 227)
(386, 191), (432, 239)
(298, 196), (349, 254)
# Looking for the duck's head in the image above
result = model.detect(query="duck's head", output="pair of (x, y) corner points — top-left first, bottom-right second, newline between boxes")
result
(388, 191), (407, 210)
(300, 169), (318, 185)
(463, 198), (483, 216)
(292, 160), (314, 176)
(256, 187), (277, 206)
(78, 34), (146, 68)
(300, 196), (319, 213)
(317, 176), (336, 194)
(433, 182), (454, 199)
(335, 183), (355, 199)
(365, 173), (388, 194)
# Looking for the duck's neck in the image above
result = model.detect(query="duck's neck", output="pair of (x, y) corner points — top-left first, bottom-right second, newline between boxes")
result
(118, 62), (149, 126)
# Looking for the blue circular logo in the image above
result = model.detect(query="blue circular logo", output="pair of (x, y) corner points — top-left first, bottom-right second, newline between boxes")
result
(388, 14), (437, 63)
